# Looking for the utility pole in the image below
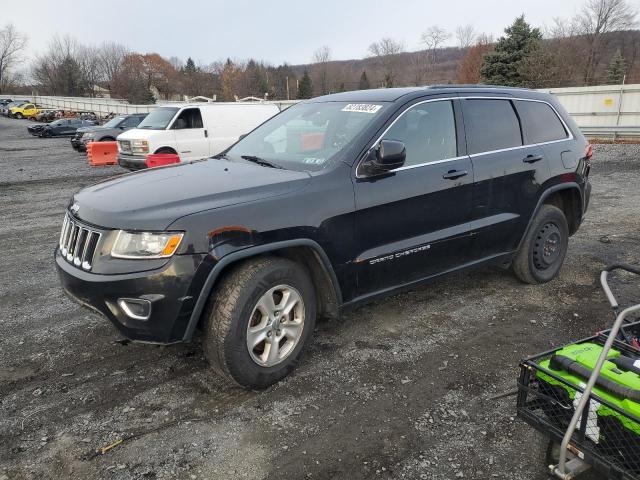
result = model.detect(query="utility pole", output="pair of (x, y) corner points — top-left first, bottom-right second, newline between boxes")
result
(286, 76), (290, 100)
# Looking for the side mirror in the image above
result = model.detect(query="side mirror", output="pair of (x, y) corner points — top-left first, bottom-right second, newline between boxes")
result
(362, 140), (406, 175)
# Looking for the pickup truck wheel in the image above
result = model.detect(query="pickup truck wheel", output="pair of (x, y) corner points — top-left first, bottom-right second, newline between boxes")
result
(202, 257), (317, 389)
(513, 205), (569, 284)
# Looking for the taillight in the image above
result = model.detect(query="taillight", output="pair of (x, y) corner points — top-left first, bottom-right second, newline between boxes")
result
(584, 144), (593, 161)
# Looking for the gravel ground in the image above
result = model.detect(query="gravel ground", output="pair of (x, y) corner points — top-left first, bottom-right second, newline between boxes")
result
(1, 116), (639, 480)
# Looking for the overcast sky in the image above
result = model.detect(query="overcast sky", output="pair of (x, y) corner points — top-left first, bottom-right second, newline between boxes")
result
(5, 0), (587, 66)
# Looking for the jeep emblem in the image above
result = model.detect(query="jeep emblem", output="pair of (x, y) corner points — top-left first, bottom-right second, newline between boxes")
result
(70, 203), (80, 216)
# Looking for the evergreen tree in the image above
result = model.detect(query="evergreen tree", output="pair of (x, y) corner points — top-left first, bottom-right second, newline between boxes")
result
(297, 70), (313, 99)
(480, 15), (542, 87)
(358, 70), (370, 90)
(185, 57), (197, 74)
(607, 49), (626, 85)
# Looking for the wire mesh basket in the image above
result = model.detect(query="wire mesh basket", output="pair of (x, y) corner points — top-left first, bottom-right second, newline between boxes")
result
(518, 337), (640, 479)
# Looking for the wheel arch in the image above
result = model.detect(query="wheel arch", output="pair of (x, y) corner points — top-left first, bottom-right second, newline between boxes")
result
(155, 146), (178, 154)
(517, 183), (583, 252)
(182, 239), (342, 342)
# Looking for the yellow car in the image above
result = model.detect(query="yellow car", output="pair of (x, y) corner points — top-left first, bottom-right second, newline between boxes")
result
(10, 103), (40, 120)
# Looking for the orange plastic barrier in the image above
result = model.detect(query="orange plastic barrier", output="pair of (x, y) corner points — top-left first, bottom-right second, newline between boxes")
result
(87, 141), (118, 166)
(145, 153), (180, 168)
(300, 132), (325, 151)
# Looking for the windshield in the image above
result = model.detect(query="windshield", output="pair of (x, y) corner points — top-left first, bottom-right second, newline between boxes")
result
(225, 101), (388, 171)
(103, 116), (126, 128)
(137, 107), (179, 130)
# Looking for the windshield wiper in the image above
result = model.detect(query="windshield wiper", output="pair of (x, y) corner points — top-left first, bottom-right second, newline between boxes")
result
(241, 155), (283, 169)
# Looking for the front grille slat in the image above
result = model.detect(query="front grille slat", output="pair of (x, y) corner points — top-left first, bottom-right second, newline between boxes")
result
(82, 232), (100, 270)
(73, 229), (88, 266)
(58, 214), (102, 271)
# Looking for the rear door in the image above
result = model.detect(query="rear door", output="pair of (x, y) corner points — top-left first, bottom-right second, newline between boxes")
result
(353, 98), (474, 295)
(171, 108), (209, 160)
(462, 98), (549, 259)
(514, 99), (573, 177)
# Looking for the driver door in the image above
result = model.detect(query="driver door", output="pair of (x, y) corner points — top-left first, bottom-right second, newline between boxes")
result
(353, 99), (474, 296)
(171, 108), (209, 160)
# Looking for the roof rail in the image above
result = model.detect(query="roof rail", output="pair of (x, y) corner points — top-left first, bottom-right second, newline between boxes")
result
(425, 84), (529, 90)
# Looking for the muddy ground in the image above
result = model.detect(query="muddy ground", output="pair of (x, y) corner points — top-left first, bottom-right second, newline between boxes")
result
(1, 115), (639, 480)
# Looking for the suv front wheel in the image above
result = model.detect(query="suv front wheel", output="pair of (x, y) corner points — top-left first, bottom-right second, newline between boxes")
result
(202, 257), (317, 388)
(512, 204), (569, 284)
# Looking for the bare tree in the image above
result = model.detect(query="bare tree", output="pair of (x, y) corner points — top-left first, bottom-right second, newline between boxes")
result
(457, 35), (492, 84)
(574, 0), (638, 83)
(421, 26), (451, 64)
(98, 42), (128, 90)
(78, 45), (104, 96)
(32, 35), (87, 96)
(0, 24), (27, 93)
(368, 38), (405, 87)
(455, 24), (477, 49)
(408, 50), (429, 85)
(312, 45), (331, 94)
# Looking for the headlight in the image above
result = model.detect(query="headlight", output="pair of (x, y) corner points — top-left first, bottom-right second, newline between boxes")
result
(111, 231), (184, 259)
(131, 139), (149, 154)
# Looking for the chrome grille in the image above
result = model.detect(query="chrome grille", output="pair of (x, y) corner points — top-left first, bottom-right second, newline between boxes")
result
(59, 214), (101, 271)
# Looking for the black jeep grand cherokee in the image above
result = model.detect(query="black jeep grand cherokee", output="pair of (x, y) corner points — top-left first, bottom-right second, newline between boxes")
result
(56, 86), (591, 388)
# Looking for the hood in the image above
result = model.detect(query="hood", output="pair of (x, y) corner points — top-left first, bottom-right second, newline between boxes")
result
(117, 128), (164, 141)
(72, 158), (312, 230)
(83, 125), (118, 133)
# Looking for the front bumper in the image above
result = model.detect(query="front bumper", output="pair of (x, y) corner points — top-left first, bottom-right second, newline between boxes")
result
(70, 137), (86, 151)
(55, 249), (209, 343)
(117, 153), (147, 170)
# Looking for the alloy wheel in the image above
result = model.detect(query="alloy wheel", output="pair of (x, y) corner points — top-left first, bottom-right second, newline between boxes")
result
(246, 284), (305, 367)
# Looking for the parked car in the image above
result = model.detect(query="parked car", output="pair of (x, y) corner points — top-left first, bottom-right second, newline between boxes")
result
(56, 86), (592, 389)
(116, 103), (280, 170)
(0, 98), (14, 106)
(71, 113), (148, 152)
(1, 101), (27, 117)
(35, 109), (59, 122)
(39, 118), (96, 137)
(9, 102), (40, 119)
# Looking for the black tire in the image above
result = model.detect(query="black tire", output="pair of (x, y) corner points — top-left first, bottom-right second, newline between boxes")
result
(100, 137), (115, 142)
(513, 204), (569, 284)
(202, 257), (317, 389)
(15, 113), (23, 119)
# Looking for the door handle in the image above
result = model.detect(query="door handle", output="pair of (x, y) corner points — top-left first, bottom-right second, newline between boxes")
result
(204, 129), (208, 138)
(442, 169), (468, 180)
(523, 154), (544, 164)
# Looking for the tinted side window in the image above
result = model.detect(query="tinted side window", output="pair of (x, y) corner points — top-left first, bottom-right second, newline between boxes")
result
(122, 116), (142, 127)
(382, 100), (457, 167)
(515, 100), (568, 144)
(464, 99), (522, 154)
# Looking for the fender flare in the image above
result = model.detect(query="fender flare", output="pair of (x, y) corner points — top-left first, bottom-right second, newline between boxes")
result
(182, 239), (342, 341)
(516, 182), (583, 252)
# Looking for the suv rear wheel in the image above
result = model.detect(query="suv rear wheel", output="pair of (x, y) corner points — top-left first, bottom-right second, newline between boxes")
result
(202, 257), (317, 388)
(513, 204), (569, 284)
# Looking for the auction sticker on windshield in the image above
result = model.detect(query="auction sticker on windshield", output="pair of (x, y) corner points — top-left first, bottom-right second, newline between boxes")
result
(342, 104), (383, 114)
